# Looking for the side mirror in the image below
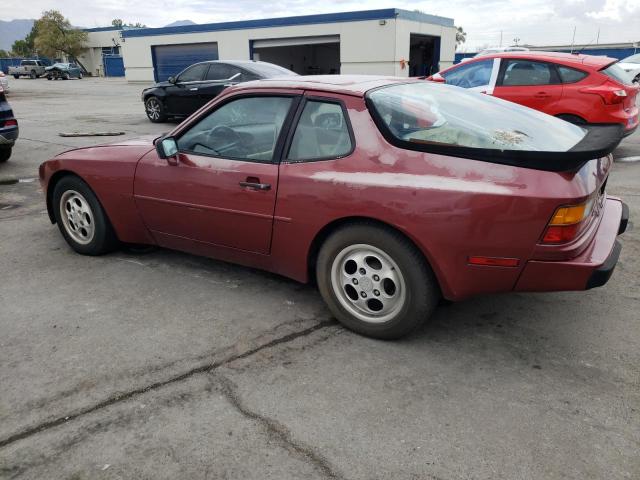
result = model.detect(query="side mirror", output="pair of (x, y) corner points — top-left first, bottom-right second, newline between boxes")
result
(156, 136), (179, 165)
(168, 76), (176, 84)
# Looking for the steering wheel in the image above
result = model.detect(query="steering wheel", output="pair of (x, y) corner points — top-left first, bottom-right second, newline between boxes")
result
(457, 77), (474, 88)
(206, 125), (243, 155)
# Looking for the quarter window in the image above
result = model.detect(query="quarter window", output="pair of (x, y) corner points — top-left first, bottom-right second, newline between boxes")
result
(205, 64), (241, 81)
(288, 101), (353, 161)
(177, 63), (208, 82)
(501, 60), (557, 86)
(558, 66), (588, 83)
(443, 59), (493, 88)
(177, 96), (294, 162)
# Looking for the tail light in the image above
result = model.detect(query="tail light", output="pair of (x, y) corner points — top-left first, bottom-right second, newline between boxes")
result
(3, 119), (17, 127)
(580, 81), (628, 105)
(542, 200), (593, 244)
(0, 71), (5, 77)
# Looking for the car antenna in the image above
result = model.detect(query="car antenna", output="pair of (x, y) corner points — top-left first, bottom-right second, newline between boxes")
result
(574, 36), (597, 55)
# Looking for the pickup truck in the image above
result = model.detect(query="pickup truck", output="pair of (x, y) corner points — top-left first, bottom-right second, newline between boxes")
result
(8, 60), (47, 79)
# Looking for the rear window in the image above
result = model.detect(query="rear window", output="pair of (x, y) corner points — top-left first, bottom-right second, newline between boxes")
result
(601, 63), (634, 86)
(245, 63), (297, 78)
(367, 82), (587, 153)
(22, 60), (35, 66)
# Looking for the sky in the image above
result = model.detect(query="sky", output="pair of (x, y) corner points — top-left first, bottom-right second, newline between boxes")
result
(3, 0), (640, 51)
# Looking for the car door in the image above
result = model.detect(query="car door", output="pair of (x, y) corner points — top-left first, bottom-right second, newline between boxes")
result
(164, 63), (209, 116)
(195, 64), (243, 108)
(493, 59), (563, 113)
(134, 92), (301, 254)
(441, 58), (500, 94)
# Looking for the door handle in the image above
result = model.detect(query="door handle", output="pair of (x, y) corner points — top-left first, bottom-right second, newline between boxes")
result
(189, 87), (198, 91)
(239, 181), (271, 191)
(534, 92), (550, 98)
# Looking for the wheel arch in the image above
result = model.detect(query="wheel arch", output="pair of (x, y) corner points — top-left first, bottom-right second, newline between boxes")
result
(306, 216), (446, 296)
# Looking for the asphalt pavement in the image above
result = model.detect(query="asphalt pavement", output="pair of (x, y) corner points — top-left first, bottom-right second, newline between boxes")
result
(0, 78), (638, 480)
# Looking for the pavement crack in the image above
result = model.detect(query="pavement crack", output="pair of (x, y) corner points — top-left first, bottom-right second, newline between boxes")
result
(0, 319), (337, 450)
(213, 373), (345, 480)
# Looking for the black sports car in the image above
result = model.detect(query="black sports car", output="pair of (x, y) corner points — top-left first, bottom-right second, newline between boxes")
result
(141, 60), (297, 123)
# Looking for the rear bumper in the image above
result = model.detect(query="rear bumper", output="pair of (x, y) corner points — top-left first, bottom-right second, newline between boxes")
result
(0, 126), (18, 146)
(515, 198), (627, 292)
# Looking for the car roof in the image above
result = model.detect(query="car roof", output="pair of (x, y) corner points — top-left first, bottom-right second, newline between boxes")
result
(231, 75), (416, 96)
(471, 50), (616, 68)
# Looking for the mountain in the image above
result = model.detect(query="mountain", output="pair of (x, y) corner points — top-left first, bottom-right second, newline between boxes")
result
(164, 20), (197, 27)
(0, 19), (35, 51)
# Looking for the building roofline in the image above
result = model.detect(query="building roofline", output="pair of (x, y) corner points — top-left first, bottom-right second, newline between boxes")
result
(121, 8), (454, 39)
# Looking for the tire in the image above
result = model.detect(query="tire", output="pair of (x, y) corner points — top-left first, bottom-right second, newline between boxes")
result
(30, 70), (36, 79)
(0, 148), (11, 163)
(13, 74), (19, 79)
(145, 96), (167, 123)
(63, 73), (70, 80)
(47, 75), (53, 80)
(79, 72), (83, 79)
(316, 223), (439, 339)
(555, 114), (587, 125)
(52, 176), (119, 255)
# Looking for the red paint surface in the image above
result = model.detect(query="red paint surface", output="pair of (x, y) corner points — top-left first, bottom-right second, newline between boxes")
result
(40, 77), (625, 301)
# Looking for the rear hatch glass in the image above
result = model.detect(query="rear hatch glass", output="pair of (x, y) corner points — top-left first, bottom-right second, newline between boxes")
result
(601, 63), (639, 109)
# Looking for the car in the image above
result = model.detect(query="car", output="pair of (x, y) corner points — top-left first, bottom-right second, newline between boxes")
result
(45, 63), (83, 80)
(39, 76), (628, 339)
(141, 60), (297, 123)
(427, 51), (640, 136)
(616, 53), (640, 83)
(8, 59), (47, 79)
(0, 70), (9, 93)
(0, 84), (18, 162)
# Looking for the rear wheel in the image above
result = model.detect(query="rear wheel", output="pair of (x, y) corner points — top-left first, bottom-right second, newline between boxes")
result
(47, 75), (53, 80)
(0, 148), (11, 163)
(29, 70), (36, 79)
(145, 96), (167, 123)
(13, 74), (19, 79)
(556, 114), (587, 125)
(316, 223), (439, 339)
(52, 176), (119, 255)
(79, 72), (83, 79)
(63, 72), (70, 80)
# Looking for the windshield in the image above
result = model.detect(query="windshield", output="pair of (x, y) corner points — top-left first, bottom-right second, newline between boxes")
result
(367, 82), (587, 153)
(245, 62), (297, 78)
(621, 53), (640, 64)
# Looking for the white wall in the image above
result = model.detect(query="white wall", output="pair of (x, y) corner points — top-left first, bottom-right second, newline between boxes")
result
(120, 17), (456, 82)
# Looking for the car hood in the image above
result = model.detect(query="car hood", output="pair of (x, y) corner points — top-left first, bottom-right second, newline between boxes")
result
(144, 81), (172, 90)
(54, 135), (158, 159)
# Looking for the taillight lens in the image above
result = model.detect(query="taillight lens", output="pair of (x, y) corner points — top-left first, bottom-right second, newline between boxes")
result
(580, 81), (628, 105)
(542, 201), (593, 244)
(3, 119), (17, 127)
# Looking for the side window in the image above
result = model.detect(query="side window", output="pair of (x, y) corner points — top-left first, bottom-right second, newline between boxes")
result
(443, 59), (493, 88)
(288, 100), (353, 161)
(558, 66), (588, 84)
(501, 60), (557, 86)
(205, 64), (238, 81)
(177, 63), (208, 83)
(177, 96), (294, 162)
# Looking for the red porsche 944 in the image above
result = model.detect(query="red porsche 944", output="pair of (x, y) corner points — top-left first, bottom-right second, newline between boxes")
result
(40, 76), (628, 339)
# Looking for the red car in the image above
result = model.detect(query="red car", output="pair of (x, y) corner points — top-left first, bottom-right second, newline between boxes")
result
(428, 52), (639, 136)
(39, 76), (629, 339)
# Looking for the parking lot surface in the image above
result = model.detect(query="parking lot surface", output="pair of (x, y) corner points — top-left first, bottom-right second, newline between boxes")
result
(1, 78), (639, 479)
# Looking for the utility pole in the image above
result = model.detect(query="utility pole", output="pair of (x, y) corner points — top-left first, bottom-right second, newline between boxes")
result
(499, 30), (503, 47)
(570, 26), (576, 53)
(596, 28), (600, 44)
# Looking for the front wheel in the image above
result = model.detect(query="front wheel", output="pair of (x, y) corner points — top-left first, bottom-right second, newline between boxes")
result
(316, 223), (439, 339)
(78, 72), (83, 79)
(62, 73), (70, 80)
(0, 148), (11, 163)
(52, 176), (119, 255)
(30, 70), (36, 79)
(145, 96), (167, 123)
(47, 75), (53, 80)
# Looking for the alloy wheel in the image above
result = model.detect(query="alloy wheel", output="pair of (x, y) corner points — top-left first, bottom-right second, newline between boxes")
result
(330, 244), (407, 323)
(146, 98), (161, 121)
(59, 190), (95, 245)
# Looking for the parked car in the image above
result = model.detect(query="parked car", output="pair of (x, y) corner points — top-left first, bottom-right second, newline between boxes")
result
(141, 60), (297, 123)
(617, 53), (640, 83)
(427, 52), (639, 136)
(8, 59), (47, 79)
(40, 77), (628, 339)
(0, 71), (9, 93)
(0, 85), (18, 162)
(45, 63), (83, 80)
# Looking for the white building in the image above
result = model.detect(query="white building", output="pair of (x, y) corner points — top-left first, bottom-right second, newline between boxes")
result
(78, 27), (123, 77)
(86, 9), (456, 82)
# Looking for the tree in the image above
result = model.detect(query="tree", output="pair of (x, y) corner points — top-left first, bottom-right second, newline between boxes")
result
(34, 10), (87, 67)
(0, 49), (10, 58)
(456, 26), (467, 47)
(111, 18), (146, 28)
(10, 23), (37, 57)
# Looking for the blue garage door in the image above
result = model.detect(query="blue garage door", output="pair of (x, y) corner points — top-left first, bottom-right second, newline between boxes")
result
(152, 43), (219, 82)
(103, 55), (125, 77)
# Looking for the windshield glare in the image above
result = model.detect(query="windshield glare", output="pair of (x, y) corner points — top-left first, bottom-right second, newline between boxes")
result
(621, 54), (640, 64)
(368, 82), (587, 152)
